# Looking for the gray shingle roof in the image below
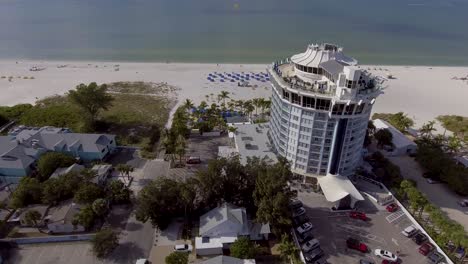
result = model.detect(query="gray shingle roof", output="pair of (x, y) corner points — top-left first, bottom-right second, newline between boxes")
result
(0, 138), (36, 170)
(199, 203), (249, 236)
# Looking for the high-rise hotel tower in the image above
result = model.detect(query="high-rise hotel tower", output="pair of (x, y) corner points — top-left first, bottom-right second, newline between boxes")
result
(268, 43), (386, 181)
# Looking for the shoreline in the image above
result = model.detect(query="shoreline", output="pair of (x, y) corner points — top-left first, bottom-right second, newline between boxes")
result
(0, 60), (467, 132)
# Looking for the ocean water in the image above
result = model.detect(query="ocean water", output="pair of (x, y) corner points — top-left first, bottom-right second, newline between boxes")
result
(0, 0), (468, 65)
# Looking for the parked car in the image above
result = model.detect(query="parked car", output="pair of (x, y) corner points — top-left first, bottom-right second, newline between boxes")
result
(346, 238), (368, 253)
(427, 251), (444, 263)
(304, 247), (324, 263)
(374, 249), (398, 262)
(386, 203), (398, 212)
(135, 259), (149, 264)
(186, 156), (201, 164)
(298, 230), (314, 243)
(293, 207), (306, 217)
(419, 242), (435, 256)
(302, 238), (320, 252)
(297, 222), (314, 234)
(289, 199), (303, 210)
(401, 225), (418, 237)
(293, 214), (309, 226)
(412, 233), (428, 245)
(457, 199), (468, 207)
(349, 211), (367, 221)
(174, 244), (193, 252)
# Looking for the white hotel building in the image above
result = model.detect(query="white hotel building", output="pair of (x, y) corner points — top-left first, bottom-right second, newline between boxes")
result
(267, 43), (386, 208)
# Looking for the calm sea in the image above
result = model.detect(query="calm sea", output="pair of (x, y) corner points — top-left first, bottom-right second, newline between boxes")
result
(1, 0), (468, 65)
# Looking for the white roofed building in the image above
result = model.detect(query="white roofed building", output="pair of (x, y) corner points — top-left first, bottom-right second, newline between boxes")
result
(373, 119), (417, 156)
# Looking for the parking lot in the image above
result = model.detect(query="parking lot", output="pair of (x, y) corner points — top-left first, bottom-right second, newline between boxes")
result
(295, 190), (440, 264)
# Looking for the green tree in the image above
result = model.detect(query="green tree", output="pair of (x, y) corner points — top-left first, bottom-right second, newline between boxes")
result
(108, 180), (131, 204)
(0, 103), (33, 120)
(165, 252), (188, 264)
(68, 82), (114, 124)
(254, 157), (295, 235)
(91, 228), (119, 258)
(243, 100), (255, 118)
(24, 210), (42, 231)
(73, 205), (96, 230)
(447, 135), (462, 153)
(217, 90), (230, 105)
(420, 121), (436, 138)
(230, 237), (258, 259)
(135, 178), (184, 229)
(42, 172), (83, 205)
(252, 98), (261, 116)
(37, 152), (76, 181)
(278, 234), (300, 264)
(74, 183), (104, 204)
(116, 164), (134, 182)
(374, 129), (393, 148)
(389, 112), (414, 132)
(92, 198), (108, 219)
(183, 99), (194, 110)
(175, 135), (186, 165)
(11, 177), (42, 208)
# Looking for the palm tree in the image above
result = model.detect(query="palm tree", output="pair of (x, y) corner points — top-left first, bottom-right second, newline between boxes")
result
(217, 91), (230, 105)
(447, 135), (462, 153)
(278, 234), (300, 264)
(420, 121), (436, 138)
(252, 98), (261, 116)
(116, 164), (134, 182)
(175, 135), (186, 165)
(183, 99), (194, 110)
(235, 100), (245, 113)
(227, 100), (235, 112)
(389, 112), (414, 132)
(261, 99), (271, 116)
(243, 100), (254, 119)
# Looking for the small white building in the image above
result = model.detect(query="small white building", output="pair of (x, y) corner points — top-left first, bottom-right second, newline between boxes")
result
(195, 203), (270, 256)
(373, 119), (417, 156)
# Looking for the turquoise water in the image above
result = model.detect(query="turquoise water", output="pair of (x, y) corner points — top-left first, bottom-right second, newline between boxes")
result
(0, 0), (468, 65)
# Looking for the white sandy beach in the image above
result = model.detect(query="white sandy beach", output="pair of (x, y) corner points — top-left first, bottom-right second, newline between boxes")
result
(0, 60), (467, 130)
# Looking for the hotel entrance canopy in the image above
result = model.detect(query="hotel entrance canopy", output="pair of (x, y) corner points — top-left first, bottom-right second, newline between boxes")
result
(318, 174), (364, 202)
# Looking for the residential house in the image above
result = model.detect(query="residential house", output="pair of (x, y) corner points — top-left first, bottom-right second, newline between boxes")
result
(12, 204), (49, 227)
(200, 256), (256, 264)
(195, 203), (270, 256)
(45, 200), (84, 234)
(50, 163), (112, 186)
(0, 126), (116, 184)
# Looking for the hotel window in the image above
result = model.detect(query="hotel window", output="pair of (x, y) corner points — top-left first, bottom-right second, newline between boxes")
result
(282, 89), (290, 100)
(344, 104), (355, 115)
(331, 103), (345, 115)
(312, 67), (318, 74)
(316, 99), (331, 111)
(355, 103), (365, 114)
(302, 96), (315, 108)
(291, 93), (301, 105)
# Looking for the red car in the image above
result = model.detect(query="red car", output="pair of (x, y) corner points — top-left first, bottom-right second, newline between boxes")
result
(381, 260), (398, 264)
(386, 203), (398, 212)
(419, 242), (435, 256)
(350, 211), (367, 221)
(346, 238), (368, 253)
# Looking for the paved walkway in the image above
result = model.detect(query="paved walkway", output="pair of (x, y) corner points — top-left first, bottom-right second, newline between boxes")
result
(388, 155), (468, 231)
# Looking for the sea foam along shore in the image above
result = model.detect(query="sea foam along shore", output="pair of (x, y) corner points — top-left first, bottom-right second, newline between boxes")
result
(0, 60), (467, 130)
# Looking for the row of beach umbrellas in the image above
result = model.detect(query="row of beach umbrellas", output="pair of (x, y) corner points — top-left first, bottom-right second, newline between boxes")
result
(206, 71), (270, 83)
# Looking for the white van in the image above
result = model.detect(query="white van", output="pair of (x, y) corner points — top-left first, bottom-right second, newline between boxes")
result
(401, 225), (418, 237)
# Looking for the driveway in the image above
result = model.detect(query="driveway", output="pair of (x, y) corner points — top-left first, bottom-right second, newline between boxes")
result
(387, 155), (468, 231)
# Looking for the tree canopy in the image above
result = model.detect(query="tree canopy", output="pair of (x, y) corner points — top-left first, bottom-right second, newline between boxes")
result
(11, 177), (42, 208)
(42, 172), (82, 205)
(91, 228), (119, 258)
(372, 112), (414, 132)
(74, 183), (104, 204)
(436, 115), (468, 142)
(24, 210), (42, 227)
(374, 128), (393, 148)
(165, 252), (188, 264)
(37, 152), (76, 181)
(230, 237), (258, 259)
(73, 205), (96, 230)
(108, 180), (131, 204)
(68, 82), (114, 124)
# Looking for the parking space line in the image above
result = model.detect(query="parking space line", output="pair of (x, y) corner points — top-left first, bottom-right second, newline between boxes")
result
(392, 238), (399, 246)
(336, 225), (386, 244)
(386, 211), (405, 223)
